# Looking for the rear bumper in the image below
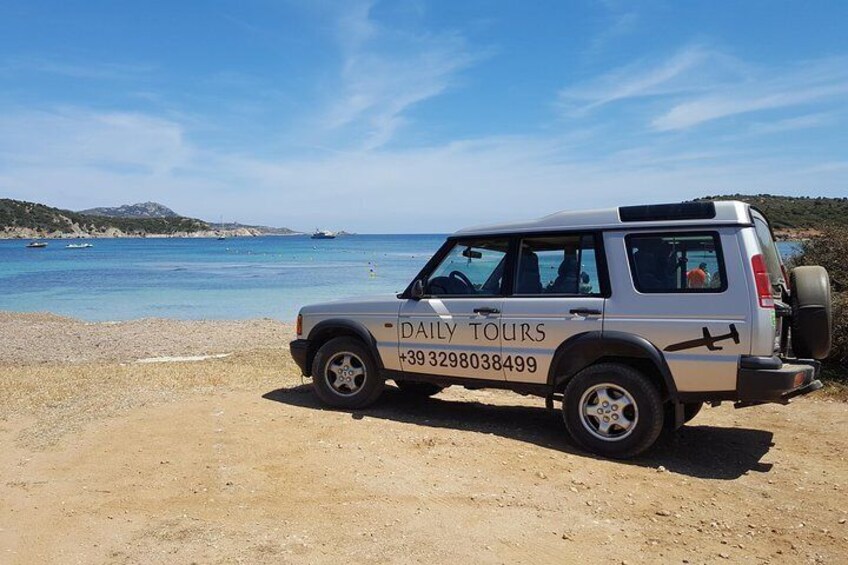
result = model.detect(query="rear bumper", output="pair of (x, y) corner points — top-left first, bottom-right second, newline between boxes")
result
(736, 356), (822, 403)
(289, 339), (310, 375)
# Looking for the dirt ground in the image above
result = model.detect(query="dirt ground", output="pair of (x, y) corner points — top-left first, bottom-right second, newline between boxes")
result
(1, 314), (847, 564)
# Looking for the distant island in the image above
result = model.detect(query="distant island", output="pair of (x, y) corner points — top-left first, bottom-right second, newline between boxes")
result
(0, 199), (300, 239)
(697, 194), (848, 239)
(79, 201), (180, 219)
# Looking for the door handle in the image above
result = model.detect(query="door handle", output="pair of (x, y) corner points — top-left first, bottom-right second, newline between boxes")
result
(570, 308), (602, 316)
(473, 307), (500, 315)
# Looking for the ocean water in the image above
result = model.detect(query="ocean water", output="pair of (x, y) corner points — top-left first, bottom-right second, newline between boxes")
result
(0, 235), (446, 322)
(0, 236), (801, 322)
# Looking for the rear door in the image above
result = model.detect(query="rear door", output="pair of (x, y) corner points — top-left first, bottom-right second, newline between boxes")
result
(604, 229), (750, 393)
(499, 233), (607, 383)
(398, 237), (510, 381)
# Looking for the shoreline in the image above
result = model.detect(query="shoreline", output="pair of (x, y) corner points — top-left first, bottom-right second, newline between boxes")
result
(0, 311), (293, 365)
(0, 231), (304, 240)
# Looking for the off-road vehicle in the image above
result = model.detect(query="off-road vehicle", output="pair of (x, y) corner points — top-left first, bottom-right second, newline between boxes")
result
(290, 201), (830, 458)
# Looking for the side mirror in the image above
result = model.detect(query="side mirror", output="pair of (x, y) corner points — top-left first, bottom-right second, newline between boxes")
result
(410, 279), (425, 300)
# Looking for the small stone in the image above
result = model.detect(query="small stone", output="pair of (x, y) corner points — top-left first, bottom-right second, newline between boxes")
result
(656, 510), (671, 517)
(537, 471), (547, 479)
(719, 552), (730, 559)
(656, 466), (667, 473)
(839, 518), (846, 525)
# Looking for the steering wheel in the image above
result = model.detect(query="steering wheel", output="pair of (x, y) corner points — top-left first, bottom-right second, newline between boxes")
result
(449, 270), (475, 293)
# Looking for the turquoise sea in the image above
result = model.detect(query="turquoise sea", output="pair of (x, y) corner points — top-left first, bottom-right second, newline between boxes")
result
(0, 236), (800, 322)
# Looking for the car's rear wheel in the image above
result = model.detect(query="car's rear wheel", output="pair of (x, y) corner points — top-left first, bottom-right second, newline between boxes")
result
(562, 363), (664, 459)
(395, 380), (445, 398)
(311, 337), (384, 409)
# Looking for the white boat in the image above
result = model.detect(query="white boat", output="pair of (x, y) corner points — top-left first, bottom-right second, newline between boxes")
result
(66, 243), (93, 249)
(311, 229), (336, 240)
(25, 241), (47, 248)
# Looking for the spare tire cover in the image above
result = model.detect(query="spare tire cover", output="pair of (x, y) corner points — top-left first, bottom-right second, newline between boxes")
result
(789, 266), (832, 360)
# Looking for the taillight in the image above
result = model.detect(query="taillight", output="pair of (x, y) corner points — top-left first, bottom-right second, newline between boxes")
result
(296, 314), (303, 336)
(751, 254), (774, 308)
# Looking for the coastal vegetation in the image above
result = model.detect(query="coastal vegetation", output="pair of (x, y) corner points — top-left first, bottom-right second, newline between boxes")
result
(790, 225), (848, 382)
(0, 199), (298, 238)
(0, 198), (208, 238)
(699, 194), (848, 233)
(78, 201), (180, 219)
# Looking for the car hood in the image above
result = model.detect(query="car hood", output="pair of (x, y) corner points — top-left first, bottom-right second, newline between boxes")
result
(299, 294), (402, 317)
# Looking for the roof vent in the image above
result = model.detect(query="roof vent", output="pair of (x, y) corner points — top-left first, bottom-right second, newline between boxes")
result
(619, 202), (716, 222)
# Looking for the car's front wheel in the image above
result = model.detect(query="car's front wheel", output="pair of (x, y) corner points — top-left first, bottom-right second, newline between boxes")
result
(562, 363), (664, 459)
(311, 337), (384, 409)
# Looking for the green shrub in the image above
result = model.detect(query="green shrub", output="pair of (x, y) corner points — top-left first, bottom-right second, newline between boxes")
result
(790, 226), (848, 379)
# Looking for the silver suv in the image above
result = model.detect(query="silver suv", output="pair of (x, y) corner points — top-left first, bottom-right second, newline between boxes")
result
(290, 201), (831, 458)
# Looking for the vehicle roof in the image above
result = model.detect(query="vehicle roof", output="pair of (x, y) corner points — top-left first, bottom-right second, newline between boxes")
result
(453, 200), (754, 237)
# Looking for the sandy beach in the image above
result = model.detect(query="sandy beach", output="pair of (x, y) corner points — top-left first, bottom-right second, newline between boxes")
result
(1, 312), (846, 564)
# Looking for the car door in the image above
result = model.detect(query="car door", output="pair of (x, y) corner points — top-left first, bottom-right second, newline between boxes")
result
(499, 233), (607, 384)
(398, 237), (510, 381)
(604, 229), (749, 393)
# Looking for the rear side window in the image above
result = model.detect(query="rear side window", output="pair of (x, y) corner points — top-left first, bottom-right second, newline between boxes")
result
(515, 234), (602, 295)
(626, 232), (727, 293)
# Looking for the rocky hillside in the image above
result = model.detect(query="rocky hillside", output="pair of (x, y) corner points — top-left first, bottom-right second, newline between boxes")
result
(0, 199), (209, 239)
(79, 201), (179, 218)
(209, 222), (299, 235)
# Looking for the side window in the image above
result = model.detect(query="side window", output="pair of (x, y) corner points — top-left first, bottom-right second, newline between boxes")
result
(426, 238), (509, 296)
(515, 234), (602, 296)
(626, 232), (726, 293)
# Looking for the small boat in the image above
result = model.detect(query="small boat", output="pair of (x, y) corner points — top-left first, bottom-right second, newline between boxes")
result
(26, 241), (47, 248)
(311, 229), (336, 240)
(66, 243), (93, 249)
(217, 234), (227, 240)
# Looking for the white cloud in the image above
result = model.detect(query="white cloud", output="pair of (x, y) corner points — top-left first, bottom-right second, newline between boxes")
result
(3, 106), (846, 233)
(652, 60), (848, 130)
(319, 1), (479, 149)
(749, 112), (834, 135)
(559, 45), (742, 114)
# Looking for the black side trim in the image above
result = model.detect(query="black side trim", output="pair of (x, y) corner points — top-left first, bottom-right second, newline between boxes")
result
(677, 391), (737, 403)
(619, 202), (716, 222)
(306, 319), (385, 374)
(546, 331), (678, 400)
(382, 369), (552, 398)
(289, 339), (309, 375)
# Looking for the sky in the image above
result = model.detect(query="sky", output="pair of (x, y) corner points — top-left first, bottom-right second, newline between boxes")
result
(0, 1), (846, 233)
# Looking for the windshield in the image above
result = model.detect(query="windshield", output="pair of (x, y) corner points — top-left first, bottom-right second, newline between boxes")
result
(752, 211), (785, 288)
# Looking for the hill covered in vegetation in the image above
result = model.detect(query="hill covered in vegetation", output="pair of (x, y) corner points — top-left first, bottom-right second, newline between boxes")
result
(698, 194), (848, 230)
(0, 199), (209, 238)
(79, 201), (179, 219)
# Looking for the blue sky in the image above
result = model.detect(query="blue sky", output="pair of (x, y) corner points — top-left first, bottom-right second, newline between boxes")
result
(1, 1), (846, 232)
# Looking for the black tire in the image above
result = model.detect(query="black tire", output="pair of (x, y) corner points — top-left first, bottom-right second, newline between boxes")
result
(683, 402), (703, 423)
(790, 266), (832, 360)
(311, 337), (384, 409)
(395, 380), (445, 398)
(562, 363), (664, 459)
